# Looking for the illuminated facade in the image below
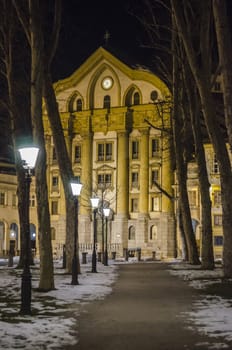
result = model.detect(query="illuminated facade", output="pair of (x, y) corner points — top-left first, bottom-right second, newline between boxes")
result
(2, 47), (225, 261)
(43, 47), (176, 259)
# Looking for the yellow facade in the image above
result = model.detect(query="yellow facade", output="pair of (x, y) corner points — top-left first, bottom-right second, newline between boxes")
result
(0, 47), (176, 260)
(0, 49), (227, 261)
(44, 47), (176, 259)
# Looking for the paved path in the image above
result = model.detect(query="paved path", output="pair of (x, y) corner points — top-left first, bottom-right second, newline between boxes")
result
(67, 262), (229, 350)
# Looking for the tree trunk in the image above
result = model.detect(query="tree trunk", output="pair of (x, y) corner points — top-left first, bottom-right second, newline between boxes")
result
(43, 71), (76, 273)
(213, 0), (232, 151)
(172, 28), (200, 264)
(1, 0), (30, 269)
(172, 14), (200, 264)
(183, 63), (214, 269)
(30, 0), (54, 290)
(172, 0), (232, 277)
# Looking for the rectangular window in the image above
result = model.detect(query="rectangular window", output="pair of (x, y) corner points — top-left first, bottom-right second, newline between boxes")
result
(151, 139), (160, 157)
(51, 227), (56, 240)
(0, 192), (5, 206)
(105, 174), (112, 186)
(213, 191), (221, 206)
(214, 215), (222, 226)
(151, 170), (159, 185)
(52, 147), (57, 162)
(131, 172), (139, 188)
(188, 190), (197, 206)
(74, 145), (81, 163)
(30, 195), (36, 207)
(214, 235), (223, 246)
(152, 197), (160, 211)
(105, 143), (112, 160)
(132, 141), (139, 159)
(131, 198), (139, 212)
(51, 201), (58, 215)
(97, 173), (112, 188)
(12, 193), (17, 207)
(52, 176), (59, 191)
(97, 143), (112, 161)
(212, 154), (219, 174)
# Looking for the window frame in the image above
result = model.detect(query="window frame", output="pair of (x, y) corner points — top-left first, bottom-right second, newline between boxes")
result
(97, 142), (113, 162)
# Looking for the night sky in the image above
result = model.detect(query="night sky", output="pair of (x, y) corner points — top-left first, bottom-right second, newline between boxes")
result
(51, 0), (155, 82)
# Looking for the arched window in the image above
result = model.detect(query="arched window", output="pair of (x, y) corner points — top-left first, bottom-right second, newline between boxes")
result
(128, 226), (135, 240)
(133, 92), (140, 105)
(103, 95), (111, 109)
(76, 98), (82, 111)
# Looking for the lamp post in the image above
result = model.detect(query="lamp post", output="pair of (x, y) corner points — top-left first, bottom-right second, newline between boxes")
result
(90, 197), (99, 273)
(18, 146), (39, 315)
(103, 208), (110, 266)
(70, 180), (82, 285)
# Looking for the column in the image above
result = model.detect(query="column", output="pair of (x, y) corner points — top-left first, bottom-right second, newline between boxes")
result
(79, 133), (92, 243)
(136, 129), (149, 247)
(139, 129), (149, 215)
(115, 131), (129, 255)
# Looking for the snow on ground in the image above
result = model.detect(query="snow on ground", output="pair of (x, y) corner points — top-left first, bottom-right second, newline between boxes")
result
(1, 257), (232, 349)
(0, 257), (119, 349)
(168, 261), (232, 349)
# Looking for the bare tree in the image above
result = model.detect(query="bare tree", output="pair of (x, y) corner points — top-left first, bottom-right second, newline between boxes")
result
(213, 0), (232, 151)
(0, 0), (33, 269)
(172, 0), (232, 277)
(13, 0), (54, 290)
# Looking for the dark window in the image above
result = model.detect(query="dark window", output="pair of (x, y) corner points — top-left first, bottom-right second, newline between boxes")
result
(151, 170), (159, 184)
(133, 92), (140, 105)
(51, 201), (58, 215)
(151, 139), (159, 156)
(150, 90), (158, 101)
(132, 141), (139, 159)
(74, 145), (81, 163)
(52, 147), (57, 162)
(131, 198), (138, 212)
(76, 98), (82, 111)
(97, 143), (112, 161)
(131, 172), (138, 188)
(103, 95), (111, 109)
(97, 173), (112, 188)
(212, 154), (219, 174)
(214, 236), (223, 246)
(52, 176), (59, 191)
(0, 193), (5, 205)
(105, 143), (112, 160)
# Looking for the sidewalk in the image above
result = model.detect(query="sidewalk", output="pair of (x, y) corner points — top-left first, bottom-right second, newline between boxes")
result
(66, 262), (232, 350)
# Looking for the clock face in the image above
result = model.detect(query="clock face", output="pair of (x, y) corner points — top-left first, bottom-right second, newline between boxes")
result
(102, 77), (113, 90)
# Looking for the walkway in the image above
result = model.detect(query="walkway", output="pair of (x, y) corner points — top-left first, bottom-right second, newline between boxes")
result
(66, 262), (227, 350)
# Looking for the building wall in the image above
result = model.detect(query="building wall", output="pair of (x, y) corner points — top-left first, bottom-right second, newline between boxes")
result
(43, 47), (176, 260)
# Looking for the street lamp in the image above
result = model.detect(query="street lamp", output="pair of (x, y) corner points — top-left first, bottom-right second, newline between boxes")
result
(90, 197), (99, 273)
(70, 179), (82, 285)
(18, 146), (39, 315)
(103, 208), (110, 266)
